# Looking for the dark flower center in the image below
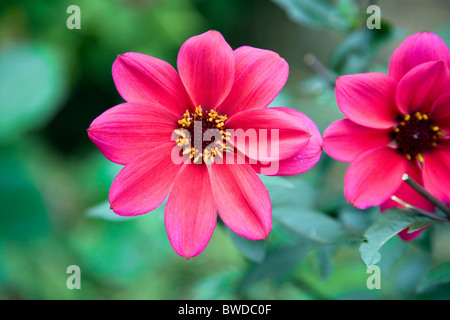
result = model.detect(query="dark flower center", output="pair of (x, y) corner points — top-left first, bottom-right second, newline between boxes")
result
(174, 106), (230, 163)
(392, 112), (443, 162)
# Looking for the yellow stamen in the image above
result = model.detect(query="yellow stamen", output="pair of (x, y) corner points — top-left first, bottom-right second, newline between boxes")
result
(193, 153), (202, 163)
(404, 114), (411, 121)
(176, 106), (230, 164)
(178, 110), (192, 128)
(183, 139), (190, 146)
(415, 112), (423, 120)
(174, 129), (186, 137)
(194, 106), (203, 119)
(208, 110), (218, 122)
(183, 147), (193, 155)
(175, 140), (182, 146)
(416, 153), (424, 163)
(203, 149), (211, 162)
(406, 154), (412, 161)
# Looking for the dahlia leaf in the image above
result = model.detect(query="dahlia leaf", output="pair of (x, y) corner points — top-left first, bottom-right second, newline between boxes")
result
(418, 262), (450, 292)
(262, 175), (317, 210)
(239, 244), (313, 289)
(0, 44), (67, 142)
(272, 0), (355, 31)
(0, 147), (49, 242)
(87, 200), (137, 222)
(227, 230), (267, 263)
(317, 245), (336, 279)
(359, 210), (441, 266)
(258, 175), (295, 189)
(274, 207), (356, 244)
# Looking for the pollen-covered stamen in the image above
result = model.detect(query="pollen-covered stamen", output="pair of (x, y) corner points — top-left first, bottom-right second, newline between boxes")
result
(392, 112), (445, 162)
(175, 106), (229, 163)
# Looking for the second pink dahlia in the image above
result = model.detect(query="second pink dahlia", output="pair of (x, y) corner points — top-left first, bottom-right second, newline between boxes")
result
(323, 31), (450, 240)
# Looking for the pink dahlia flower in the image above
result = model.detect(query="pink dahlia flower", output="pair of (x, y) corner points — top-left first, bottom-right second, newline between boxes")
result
(323, 32), (450, 241)
(88, 30), (322, 258)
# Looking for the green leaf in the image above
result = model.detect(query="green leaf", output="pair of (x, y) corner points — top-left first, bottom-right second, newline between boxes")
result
(392, 253), (429, 295)
(258, 175), (295, 190)
(86, 200), (137, 222)
(193, 271), (240, 299)
(261, 175), (318, 210)
(418, 262), (450, 292)
(272, 0), (354, 31)
(87, 199), (166, 222)
(316, 245), (335, 279)
(0, 146), (49, 242)
(331, 22), (397, 74)
(0, 44), (67, 142)
(336, 0), (359, 28)
(239, 244), (312, 289)
(359, 210), (440, 266)
(339, 206), (377, 235)
(431, 224), (450, 265)
(227, 229), (267, 263)
(68, 216), (164, 284)
(377, 236), (407, 277)
(275, 207), (356, 244)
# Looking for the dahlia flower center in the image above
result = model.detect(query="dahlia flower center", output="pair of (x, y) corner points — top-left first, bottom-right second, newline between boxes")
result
(174, 106), (230, 163)
(392, 112), (443, 162)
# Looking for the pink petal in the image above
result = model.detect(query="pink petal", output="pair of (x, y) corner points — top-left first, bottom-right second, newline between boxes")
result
(88, 102), (178, 165)
(109, 143), (183, 216)
(430, 91), (450, 133)
(423, 144), (450, 203)
(209, 156), (271, 240)
(112, 52), (193, 115)
(226, 107), (311, 163)
(383, 159), (434, 242)
(344, 147), (408, 209)
(323, 119), (392, 163)
(380, 160), (434, 212)
(165, 164), (217, 259)
(247, 108), (323, 176)
(397, 227), (430, 241)
(177, 30), (234, 109)
(396, 60), (450, 115)
(250, 140), (322, 176)
(389, 31), (450, 81)
(335, 73), (399, 129)
(216, 46), (289, 116)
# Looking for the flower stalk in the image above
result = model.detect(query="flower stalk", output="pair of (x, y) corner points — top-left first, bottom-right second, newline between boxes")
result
(304, 53), (336, 87)
(390, 195), (450, 222)
(402, 174), (450, 219)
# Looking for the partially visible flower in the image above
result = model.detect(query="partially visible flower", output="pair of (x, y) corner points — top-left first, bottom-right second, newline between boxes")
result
(323, 32), (450, 241)
(88, 30), (322, 258)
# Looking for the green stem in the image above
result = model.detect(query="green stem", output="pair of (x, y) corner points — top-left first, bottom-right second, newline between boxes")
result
(402, 174), (450, 219)
(304, 53), (336, 87)
(391, 196), (449, 222)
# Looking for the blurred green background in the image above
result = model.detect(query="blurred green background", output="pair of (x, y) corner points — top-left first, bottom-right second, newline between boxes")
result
(1, 0), (450, 300)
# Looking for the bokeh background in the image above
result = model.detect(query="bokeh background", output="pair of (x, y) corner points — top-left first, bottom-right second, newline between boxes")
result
(1, 0), (450, 300)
